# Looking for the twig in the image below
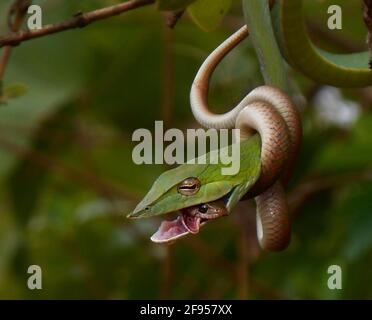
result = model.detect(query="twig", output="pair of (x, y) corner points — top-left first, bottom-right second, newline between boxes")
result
(0, 0), (155, 48)
(164, 10), (185, 29)
(363, 0), (372, 67)
(233, 202), (261, 299)
(0, 47), (12, 80)
(0, 0), (30, 80)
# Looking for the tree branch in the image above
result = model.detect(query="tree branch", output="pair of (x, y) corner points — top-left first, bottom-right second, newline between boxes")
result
(363, 0), (372, 67)
(164, 10), (185, 29)
(0, 0), (155, 48)
(0, 0), (30, 80)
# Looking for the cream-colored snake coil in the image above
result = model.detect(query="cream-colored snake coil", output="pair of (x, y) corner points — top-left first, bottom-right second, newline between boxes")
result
(190, 26), (302, 251)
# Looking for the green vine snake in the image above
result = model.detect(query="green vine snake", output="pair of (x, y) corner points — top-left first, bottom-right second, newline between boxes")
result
(128, 0), (372, 250)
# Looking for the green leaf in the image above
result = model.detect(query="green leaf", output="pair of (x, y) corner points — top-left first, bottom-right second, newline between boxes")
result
(156, 0), (197, 11)
(0, 82), (25, 105)
(3, 83), (28, 100)
(188, 0), (232, 31)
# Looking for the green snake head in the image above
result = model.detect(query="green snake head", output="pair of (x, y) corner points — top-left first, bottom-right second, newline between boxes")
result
(127, 135), (261, 243)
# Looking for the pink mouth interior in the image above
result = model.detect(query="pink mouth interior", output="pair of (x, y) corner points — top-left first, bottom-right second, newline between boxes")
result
(150, 211), (202, 243)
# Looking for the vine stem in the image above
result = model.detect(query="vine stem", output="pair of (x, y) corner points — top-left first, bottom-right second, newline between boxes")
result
(237, 0), (290, 298)
(242, 0), (288, 92)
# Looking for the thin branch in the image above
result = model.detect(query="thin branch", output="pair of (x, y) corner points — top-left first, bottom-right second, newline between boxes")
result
(0, 0), (30, 80)
(233, 202), (260, 299)
(0, 47), (12, 80)
(363, 0), (372, 67)
(0, 0), (155, 48)
(164, 10), (185, 29)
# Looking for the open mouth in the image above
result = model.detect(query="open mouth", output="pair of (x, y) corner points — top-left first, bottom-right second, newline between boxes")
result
(149, 189), (233, 243)
(150, 209), (216, 243)
(150, 198), (229, 244)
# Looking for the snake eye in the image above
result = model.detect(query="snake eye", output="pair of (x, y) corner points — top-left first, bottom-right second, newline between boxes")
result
(198, 204), (208, 214)
(177, 177), (201, 196)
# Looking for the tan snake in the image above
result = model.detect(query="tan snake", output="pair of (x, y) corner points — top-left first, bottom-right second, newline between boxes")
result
(190, 26), (302, 251)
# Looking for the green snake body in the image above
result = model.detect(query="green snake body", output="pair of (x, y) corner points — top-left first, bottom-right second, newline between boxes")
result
(275, 0), (372, 87)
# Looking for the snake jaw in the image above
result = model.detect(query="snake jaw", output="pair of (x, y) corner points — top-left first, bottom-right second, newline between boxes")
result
(150, 216), (190, 244)
(150, 200), (228, 244)
(182, 213), (201, 234)
(150, 211), (209, 243)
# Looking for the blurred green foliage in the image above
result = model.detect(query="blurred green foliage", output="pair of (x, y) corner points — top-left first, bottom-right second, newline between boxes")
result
(0, 0), (371, 299)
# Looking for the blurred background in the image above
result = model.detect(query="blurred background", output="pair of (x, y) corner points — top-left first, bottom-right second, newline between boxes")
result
(0, 0), (371, 299)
